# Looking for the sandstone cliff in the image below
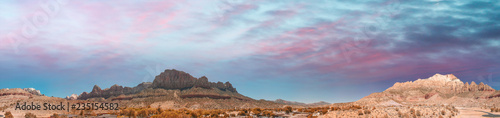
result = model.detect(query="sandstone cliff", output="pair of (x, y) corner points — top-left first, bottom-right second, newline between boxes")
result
(152, 69), (237, 92)
(78, 69), (237, 100)
(357, 74), (500, 107)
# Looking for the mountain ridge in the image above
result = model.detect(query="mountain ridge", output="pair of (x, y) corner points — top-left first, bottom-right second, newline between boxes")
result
(274, 99), (331, 107)
(356, 73), (500, 107)
(78, 69), (237, 100)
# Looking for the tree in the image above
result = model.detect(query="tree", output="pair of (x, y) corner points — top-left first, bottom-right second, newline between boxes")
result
(4, 111), (14, 118)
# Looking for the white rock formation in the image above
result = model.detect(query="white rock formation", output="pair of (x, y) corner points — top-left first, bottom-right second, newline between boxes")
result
(23, 88), (42, 96)
(65, 94), (79, 100)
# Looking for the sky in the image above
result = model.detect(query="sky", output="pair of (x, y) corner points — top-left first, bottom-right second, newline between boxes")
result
(0, 0), (499, 103)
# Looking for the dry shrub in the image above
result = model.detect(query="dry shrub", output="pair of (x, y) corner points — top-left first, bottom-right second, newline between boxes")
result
(252, 108), (262, 116)
(364, 109), (371, 115)
(320, 110), (328, 115)
(331, 107), (340, 111)
(5, 111), (14, 118)
(284, 106), (293, 114)
(25, 112), (37, 118)
(263, 110), (275, 117)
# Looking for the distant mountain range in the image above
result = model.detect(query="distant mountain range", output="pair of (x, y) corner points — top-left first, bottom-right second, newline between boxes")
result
(274, 99), (330, 107)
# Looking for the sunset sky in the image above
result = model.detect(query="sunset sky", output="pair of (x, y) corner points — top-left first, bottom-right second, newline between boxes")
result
(1, 0), (499, 103)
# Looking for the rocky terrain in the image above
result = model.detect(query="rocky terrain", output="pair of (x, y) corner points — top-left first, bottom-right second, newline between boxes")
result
(0, 88), (43, 97)
(76, 69), (284, 109)
(321, 74), (500, 117)
(78, 69), (237, 100)
(65, 94), (78, 100)
(356, 74), (500, 107)
(323, 104), (460, 118)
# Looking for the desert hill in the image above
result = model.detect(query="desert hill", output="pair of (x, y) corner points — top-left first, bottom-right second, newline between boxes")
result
(0, 88), (80, 117)
(356, 73), (500, 107)
(76, 69), (284, 109)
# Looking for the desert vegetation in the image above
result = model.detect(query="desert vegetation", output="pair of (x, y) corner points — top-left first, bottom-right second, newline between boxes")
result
(0, 104), (464, 118)
(492, 107), (500, 112)
(98, 104), (462, 118)
(323, 104), (459, 118)
(25, 112), (37, 118)
(105, 105), (334, 118)
(4, 111), (13, 118)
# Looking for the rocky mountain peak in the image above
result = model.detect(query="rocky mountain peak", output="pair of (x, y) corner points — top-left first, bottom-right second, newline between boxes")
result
(78, 69), (238, 100)
(92, 85), (102, 93)
(65, 94), (78, 100)
(388, 73), (495, 92)
(22, 88), (43, 96)
(358, 73), (498, 106)
(427, 73), (460, 82)
(152, 69), (237, 92)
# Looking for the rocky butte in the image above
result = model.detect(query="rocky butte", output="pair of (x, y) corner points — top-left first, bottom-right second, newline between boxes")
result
(78, 69), (237, 100)
(76, 69), (283, 109)
(356, 74), (500, 107)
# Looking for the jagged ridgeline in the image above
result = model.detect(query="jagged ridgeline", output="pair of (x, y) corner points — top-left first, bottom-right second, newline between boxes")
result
(356, 74), (500, 107)
(78, 69), (237, 100)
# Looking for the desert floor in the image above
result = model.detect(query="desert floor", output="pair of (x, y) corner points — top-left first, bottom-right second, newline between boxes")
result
(457, 107), (500, 118)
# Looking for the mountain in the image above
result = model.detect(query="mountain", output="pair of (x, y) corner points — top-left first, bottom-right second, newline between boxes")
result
(0, 88), (44, 97)
(274, 99), (331, 107)
(356, 73), (500, 107)
(76, 69), (284, 109)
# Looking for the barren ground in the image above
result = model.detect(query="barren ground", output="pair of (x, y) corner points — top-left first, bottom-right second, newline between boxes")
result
(457, 107), (500, 118)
